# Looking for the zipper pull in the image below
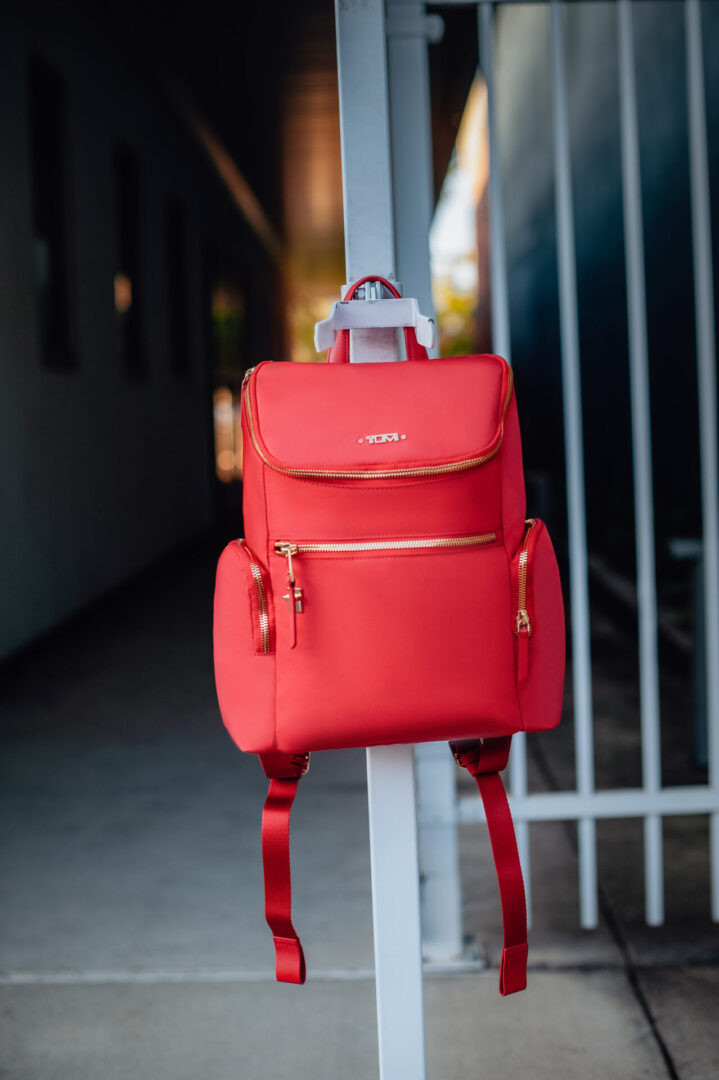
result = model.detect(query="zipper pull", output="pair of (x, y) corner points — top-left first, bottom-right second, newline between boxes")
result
(516, 611), (531, 682)
(277, 544), (303, 648)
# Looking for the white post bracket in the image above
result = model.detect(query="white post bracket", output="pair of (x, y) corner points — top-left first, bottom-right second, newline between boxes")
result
(314, 296), (436, 352)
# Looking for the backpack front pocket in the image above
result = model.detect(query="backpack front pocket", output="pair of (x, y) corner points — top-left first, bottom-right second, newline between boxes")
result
(213, 540), (277, 753)
(510, 520), (565, 731)
(270, 532), (522, 751)
(274, 532), (498, 649)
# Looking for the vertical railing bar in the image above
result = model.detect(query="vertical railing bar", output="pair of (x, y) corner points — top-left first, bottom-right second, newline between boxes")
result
(510, 739), (532, 925)
(684, 0), (719, 921)
(617, 0), (664, 927)
(478, 0), (531, 924)
(479, 1), (511, 361)
(549, 0), (598, 929)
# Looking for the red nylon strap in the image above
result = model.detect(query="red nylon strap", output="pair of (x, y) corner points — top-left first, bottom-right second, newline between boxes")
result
(326, 275), (429, 364)
(451, 736), (528, 996)
(259, 753), (309, 985)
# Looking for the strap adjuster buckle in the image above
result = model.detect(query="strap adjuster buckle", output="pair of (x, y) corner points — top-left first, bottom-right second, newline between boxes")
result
(451, 738), (485, 770)
(260, 751), (311, 780)
(450, 736), (512, 776)
(290, 753), (310, 776)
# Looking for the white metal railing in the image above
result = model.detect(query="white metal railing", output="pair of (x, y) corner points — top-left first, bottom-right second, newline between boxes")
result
(388, 0), (719, 945)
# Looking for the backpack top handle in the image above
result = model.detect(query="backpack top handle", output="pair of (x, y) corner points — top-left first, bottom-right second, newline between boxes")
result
(319, 275), (432, 364)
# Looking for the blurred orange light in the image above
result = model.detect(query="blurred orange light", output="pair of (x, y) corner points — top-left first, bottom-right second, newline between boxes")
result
(213, 387), (244, 483)
(114, 273), (133, 314)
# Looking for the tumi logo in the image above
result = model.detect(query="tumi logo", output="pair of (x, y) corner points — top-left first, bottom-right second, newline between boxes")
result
(358, 432), (407, 445)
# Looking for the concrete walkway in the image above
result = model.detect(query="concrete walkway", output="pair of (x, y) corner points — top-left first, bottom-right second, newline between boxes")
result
(1, 540), (717, 1079)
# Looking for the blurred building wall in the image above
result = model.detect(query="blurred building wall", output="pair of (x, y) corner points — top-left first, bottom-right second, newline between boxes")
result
(0, 2), (273, 660)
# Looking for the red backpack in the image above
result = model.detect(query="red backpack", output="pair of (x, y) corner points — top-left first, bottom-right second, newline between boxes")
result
(213, 276), (565, 995)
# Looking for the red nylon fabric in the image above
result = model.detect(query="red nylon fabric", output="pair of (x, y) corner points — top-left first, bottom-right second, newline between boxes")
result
(452, 737), (528, 996)
(259, 755), (309, 985)
(261, 778), (306, 984)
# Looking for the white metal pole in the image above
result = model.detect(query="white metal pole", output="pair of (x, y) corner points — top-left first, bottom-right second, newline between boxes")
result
(478, 0), (532, 923)
(684, 0), (719, 920)
(549, 0), (598, 929)
(412, 741), (463, 961)
(386, 2), (442, 331)
(335, 1), (395, 280)
(334, 2), (426, 1075)
(366, 746), (426, 1079)
(386, 1), (463, 966)
(617, 0), (664, 926)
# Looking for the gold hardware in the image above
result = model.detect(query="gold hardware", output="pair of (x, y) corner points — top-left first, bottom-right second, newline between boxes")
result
(277, 542), (299, 584)
(244, 365), (513, 480)
(277, 543), (302, 648)
(283, 586), (304, 613)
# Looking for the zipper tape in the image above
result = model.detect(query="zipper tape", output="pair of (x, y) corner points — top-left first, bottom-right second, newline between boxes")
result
(238, 540), (272, 654)
(274, 533), (498, 556)
(515, 520), (536, 636)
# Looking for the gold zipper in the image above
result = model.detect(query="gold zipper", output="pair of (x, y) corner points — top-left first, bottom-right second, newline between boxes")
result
(275, 533), (497, 557)
(237, 540), (271, 654)
(515, 520), (536, 636)
(244, 364), (513, 480)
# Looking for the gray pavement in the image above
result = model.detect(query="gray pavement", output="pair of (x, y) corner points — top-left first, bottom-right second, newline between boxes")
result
(1, 540), (718, 1079)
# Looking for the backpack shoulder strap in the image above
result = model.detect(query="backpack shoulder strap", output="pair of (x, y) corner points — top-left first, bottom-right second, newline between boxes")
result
(450, 736), (528, 995)
(259, 751), (311, 984)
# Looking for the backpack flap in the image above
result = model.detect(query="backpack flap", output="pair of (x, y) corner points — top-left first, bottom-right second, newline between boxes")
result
(244, 354), (512, 478)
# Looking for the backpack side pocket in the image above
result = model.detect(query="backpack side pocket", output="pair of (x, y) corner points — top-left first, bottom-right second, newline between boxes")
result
(510, 520), (565, 731)
(213, 540), (277, 752)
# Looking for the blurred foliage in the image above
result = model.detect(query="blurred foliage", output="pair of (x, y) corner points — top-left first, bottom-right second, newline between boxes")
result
(289, 290), (343, 363)
(433, 275), (477, 357)
(212, 283), (245, 385)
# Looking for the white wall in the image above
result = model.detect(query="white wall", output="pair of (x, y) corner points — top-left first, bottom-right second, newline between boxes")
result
(0, 2), (268, 659)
